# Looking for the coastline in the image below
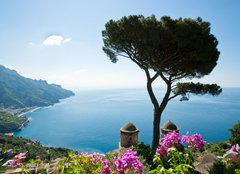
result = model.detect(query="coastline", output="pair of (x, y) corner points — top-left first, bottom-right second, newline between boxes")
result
(0, 89), (74, 137)
(15, 107), (42, 132)
(17, 117), (32, 131)
(18, 107), (41, 117)
(0, 107), (41, 135)
(0, 106), (40, 116)
(13, 96), (74, 133)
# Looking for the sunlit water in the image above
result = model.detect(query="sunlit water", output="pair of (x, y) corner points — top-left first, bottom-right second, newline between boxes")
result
(14, 88), (240, 153)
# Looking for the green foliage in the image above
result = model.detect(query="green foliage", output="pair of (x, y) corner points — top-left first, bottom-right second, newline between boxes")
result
(102, 15), (220, 78)
(21, 149), (145, 174)
(0, 113), (27, 133)
(0, 166), (7, 173)
(209, 160), (225, 174)
(229, 121), (240, 145)
(0, 65), (74, 108)
(133, 142), (156, 169)
(173, 82), (222, 99)
(204, 142), (230, 156)
(209, 161), (240, 174)
(236, 169), (240, 174)
(4, 140), (238, 174)
(21, 158), (48, 174)
(150, 147), (196, 174)
(224, 163), (240, 174)
(0, 134), (71, 165)
(56, 151), (104, 174)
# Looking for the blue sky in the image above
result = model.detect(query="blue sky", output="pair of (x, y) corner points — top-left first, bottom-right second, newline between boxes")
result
(0, 0), (239, 90)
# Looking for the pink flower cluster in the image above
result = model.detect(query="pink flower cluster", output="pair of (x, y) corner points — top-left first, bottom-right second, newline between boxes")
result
(162, 131), (180, 148)
(181, 133), (205, 150)
(102, 159), (112, 174)
(156, 131), (205, 158)
(116, 149), (143, 174)
(9, 152), (26, 168)
(156, 145), (168, 158)
(7, 150), (143, 174)
(156, 131), (180, 157)
(112, 150), (143, 174)
(102, 149), (143, 174)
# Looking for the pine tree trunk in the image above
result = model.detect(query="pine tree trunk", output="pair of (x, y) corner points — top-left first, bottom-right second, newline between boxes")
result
(151, 84), (171, 149)
(152, 108), (161, 149)
(145, 70), (172, 150)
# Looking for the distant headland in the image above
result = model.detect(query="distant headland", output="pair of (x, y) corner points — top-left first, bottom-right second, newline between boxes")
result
(0, 64), (74, 109)
(0, 64), (74, 133)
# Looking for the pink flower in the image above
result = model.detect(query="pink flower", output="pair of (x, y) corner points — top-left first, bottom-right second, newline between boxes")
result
(102, 167), (111, 174)
(162, 131), (180, 148)
(156, 145), (168, 158)
(8, 152), (26, 168)
(13, 152), (26, 160)
(181, 135), (188, 144)
(181, 133), (205, 150)
(114, 149), (143, 174)
(9, 160), (18, 168)
(102, 160), (112, 174)
(231, 145), (237, 152)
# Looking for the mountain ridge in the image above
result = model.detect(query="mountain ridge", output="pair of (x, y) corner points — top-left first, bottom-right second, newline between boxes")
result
(0, 65), (74, 108)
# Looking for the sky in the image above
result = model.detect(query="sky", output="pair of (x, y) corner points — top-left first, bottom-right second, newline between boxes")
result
(0, 0), (240, 90)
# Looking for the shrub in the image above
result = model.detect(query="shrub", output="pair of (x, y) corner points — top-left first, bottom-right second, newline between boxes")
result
(209, 143), (240, 174)
(225, 162), (240, 174)
(4, 131), (207, 174)
(229, 121), (240, 145)
(204, 142), (230, 156)
(210, 161), (240, 174)
(150, 131), (205, 174)
(209, 160), (225, 174)
(132, 142), (156, 169)
(16, 150), (144, 174)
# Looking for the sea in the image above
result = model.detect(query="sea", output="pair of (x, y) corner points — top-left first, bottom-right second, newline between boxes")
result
(14, 88), (240, 153)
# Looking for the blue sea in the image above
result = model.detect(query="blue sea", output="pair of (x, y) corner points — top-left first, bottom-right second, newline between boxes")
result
(14, 88), (240, 153)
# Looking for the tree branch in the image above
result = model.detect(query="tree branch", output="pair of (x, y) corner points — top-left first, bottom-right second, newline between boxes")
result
(151, 72), (160, 82)
(159, 72), (169, 84)
(168, 94), (179, 101)
(145, 69), (159, 108)
(130, 57), (147, 70)
(116, 53), (130, 59)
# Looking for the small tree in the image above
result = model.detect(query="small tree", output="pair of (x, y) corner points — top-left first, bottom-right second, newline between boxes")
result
(229, 121), (240, 145)
(102, 15), (222, 149)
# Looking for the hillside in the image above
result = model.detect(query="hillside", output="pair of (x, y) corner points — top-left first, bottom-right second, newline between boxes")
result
(0, 113), (28, 133)
(0, 133), (71, 173)
(0, 65), (74, 108)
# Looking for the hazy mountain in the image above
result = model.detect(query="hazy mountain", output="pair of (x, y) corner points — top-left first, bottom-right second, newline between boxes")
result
(0, 65), (74, 108)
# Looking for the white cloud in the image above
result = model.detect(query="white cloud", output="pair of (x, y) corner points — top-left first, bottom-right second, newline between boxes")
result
(63, 38), (71, 43)
(43, 35), (71, 46)
(27, 42), (35, 47)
